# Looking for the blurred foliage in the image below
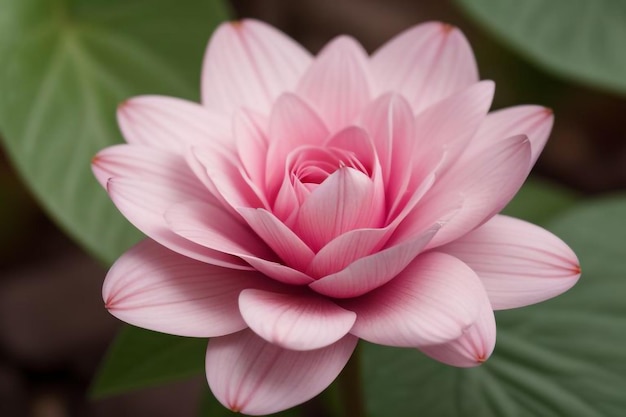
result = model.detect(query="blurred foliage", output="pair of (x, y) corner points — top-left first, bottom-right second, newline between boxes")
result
(455, 0), (626, 96)
(0, 0), (230, 265)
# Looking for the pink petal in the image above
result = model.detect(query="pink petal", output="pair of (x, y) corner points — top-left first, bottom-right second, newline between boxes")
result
(418, 293), (496, 367)
(297, 36), (372, 132)
(165, 202), (274, 260)
(201, 19), (312, 114)
(188, 146), (270, 211)
(103, 239), (271, 337)
(411, 81), (495, 173)
(206, 330), (357, 415)
(395, 134), (532, 248)
(240, 257), (314, 286)
(344, 252), (489, 347)
(371, 21), (479, 113)
(440, 214), (581, 310)
(117, 95), (231, 153)
(234, 109), (269, 189)
(309, 224), (440, 298)
(266, 93), (329, 198)
(306, 227), (390, 278)
(107, 175), (247, 270)
(238, 289), (356, 350)
(238, 208), (314, 272)
(471, 105), (554, 167)
(294, 168), (383, 252)
(357, 93), (416, 215)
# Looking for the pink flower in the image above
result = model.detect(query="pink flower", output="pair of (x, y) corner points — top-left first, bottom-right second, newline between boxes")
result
(93, 19), (580, 415)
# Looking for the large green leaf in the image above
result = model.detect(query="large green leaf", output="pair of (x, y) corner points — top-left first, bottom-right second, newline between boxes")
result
(91, 325), (207, 398)
(363, 195), (626, 416)
(0, 0), (230, 264)
(454, 0), (626, 95)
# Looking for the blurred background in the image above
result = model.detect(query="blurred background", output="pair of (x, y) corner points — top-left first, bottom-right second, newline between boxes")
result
(1, 0), (625, 416)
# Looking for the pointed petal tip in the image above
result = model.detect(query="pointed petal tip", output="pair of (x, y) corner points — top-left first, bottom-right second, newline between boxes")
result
(441, 22), (456, 34)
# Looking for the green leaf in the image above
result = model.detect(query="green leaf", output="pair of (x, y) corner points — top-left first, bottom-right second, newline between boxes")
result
(502, 178), (578, 226)
(0, 0), (230, 264)
(363, 195), (626, 416)
(454, 0), (626, 95)
(91, 325), (207, 398)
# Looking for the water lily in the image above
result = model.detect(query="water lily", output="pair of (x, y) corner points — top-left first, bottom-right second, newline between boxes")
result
(92, 19), (580, 415)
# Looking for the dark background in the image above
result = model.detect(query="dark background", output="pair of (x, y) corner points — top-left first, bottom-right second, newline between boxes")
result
(1, 0), (625, 416)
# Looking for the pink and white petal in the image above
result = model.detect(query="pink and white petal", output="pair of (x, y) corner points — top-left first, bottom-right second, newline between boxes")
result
(440, 214), (581, 310)
(234, 109), (269, 188)
(394, 134), (531, 248)
(201, 19), (313, 114)
(297, 36), (372, 132)
(306, 227), (390, 279)
(294, 168), (383, 252)
(165, 202), (274, 260)
(266, 93), (329, 198)
(117, 95), (231, 153)
(107, 178), (248, 269)
(418, 295), (496, 367)
(92, 144), (205, 193)
(411, 81), (495, 173)
(470, 105), (554, 167)
(426, 134), (532, 248)
(206, 330), (357, 415)
(239, 289), (356, 350)
(241, 256), (314, 286)
(189, 146), (269, 211)
(371, 22), (479, 113)
(357, 93), (416, 210)
(103, 239), (269, 337)
(238, 208), (314, 271)
(344, 252), (488, 347)
(309, 224), (440, 298)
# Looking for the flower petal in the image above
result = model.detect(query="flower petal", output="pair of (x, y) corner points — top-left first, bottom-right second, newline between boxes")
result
(371, 21), (479, 113)
(103, 240), (269, 337)
(297, 36), (372, 132)
(206, 330), (357, 415)
(309, 224), (440, 298)
(240, 257), (314, 286)
(117, 95), (232, 153)
(234, 109), (269, 189)
(418, 294), (496, 367)
(238, 208), (315, 272)
(239, 289), (356, 350)
(165, 202), (274, 260)
(470, 105), (554, 167)
(344, 252), (489, 347)
(294, 167), (383, 252)
(201, 19), (312, 114)
(395, 134), (532, 248)
(266, 93), (329, 198)
(107, 176), (247, 270)
(440, 214), (581, 310)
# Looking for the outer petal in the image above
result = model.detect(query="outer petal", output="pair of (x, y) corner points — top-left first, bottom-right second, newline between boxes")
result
(309, 224), (440, 298)
(103, 240), (271, 337)
(394, 134), (532, 248)
(440, 214), (581, 310)
(165, 202), (274, 260)
(117, 95), (231, 154)
(297, 36), (372, 132)
(343, 252), (488, 347)
(294, 168), (383, 252)
(238, 289), (356, 350)
(371, 21), (479, 113)
(201, 19), (312, 114)
(206, 330), (357, 415)
(470, 105), (554, 167)
(106, 172), (247, 269)
(418, 294), (496, 367)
